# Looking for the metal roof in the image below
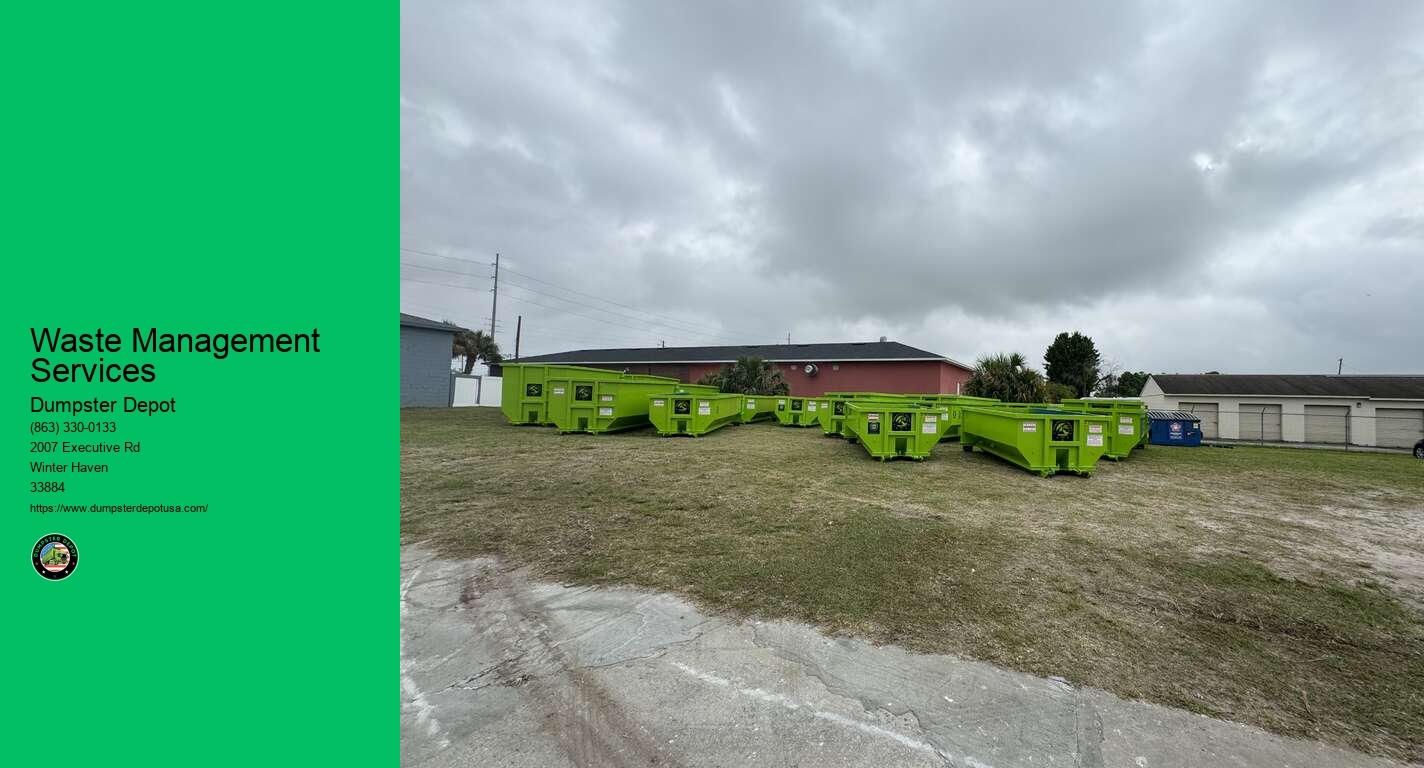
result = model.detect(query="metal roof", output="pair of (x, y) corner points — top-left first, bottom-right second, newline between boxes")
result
(1147, 410), (1202, 422)
(1150, 374), (1424, 400)
(400, 313), (465, 333)
(515, 341), (969, 368)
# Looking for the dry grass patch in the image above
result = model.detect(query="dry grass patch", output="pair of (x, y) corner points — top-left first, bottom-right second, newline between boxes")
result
(402, 407), (1424, 762)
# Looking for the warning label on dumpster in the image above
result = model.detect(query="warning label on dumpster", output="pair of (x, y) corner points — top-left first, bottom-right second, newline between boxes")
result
(1120, 416), (1133, 424)
(1087, 434), (1104, 447)
(600, 394), (614, 402)
(746, 399), (755, 409)
(1118, 425), (1135, 435)
(553, 387), (565, 395)
(867, 413), (879, 421)
(653, 399), (665, 407)
(1088, 424), (1103, 433)
(1022, 422), (1036, 432)
(808, 402), (817, 411)
(922, 416), (936, 434)
(598, 407), (613, 416)
(698, 402), (711, 415)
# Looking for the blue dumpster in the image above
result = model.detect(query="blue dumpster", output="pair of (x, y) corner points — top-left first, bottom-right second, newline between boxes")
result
(1147, 410), (1202, 446)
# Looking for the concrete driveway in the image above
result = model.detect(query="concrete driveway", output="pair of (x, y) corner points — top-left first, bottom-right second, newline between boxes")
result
(400, 542), (1406, 768)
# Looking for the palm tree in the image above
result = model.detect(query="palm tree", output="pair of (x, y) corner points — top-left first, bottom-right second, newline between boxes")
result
(697, 356), (789, 395)
(964, 352), (1048, 403)
(451, 329), (502, 374)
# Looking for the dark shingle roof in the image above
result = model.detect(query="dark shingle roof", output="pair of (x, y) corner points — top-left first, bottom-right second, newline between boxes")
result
(1151, 374), (1424, 400)
(400, 313), (465, 333)
(516, 341), (967, 368)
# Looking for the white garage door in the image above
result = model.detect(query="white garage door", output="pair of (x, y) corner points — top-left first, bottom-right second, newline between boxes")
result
(1304, 405), (1349, 444)
(1180, 402), (1218, 439)
(1239, 404), (1282, 442)
(1376, 408), (1424, 449)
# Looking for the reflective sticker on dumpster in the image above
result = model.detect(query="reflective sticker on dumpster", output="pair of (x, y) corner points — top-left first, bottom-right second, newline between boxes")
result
(1087, 434), (1104, 447)
(698, 402), (711, 415)
(598, 407), (613, 416)
(1022, 422), (1037, 432)
(1088, 424), (1103, 434)
(1118, 425), (1135, 435)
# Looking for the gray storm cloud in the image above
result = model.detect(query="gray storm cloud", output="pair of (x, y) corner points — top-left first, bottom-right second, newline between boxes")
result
(401, 0), (1424, 373)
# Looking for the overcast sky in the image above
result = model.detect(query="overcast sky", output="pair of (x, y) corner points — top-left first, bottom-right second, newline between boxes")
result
(401, 0), (1424, 375)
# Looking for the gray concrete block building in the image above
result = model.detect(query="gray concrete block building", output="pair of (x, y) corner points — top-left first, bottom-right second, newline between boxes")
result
(400, 313), (460, 407)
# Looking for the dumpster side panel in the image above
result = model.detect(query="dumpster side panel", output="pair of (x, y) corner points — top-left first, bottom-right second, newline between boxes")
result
(1062, 399), (1147, 459)
(738, 395), (777, 423)
(501, 364), (682, 425)
(773, 396), (821, 427)
(649, 393), (743, 436)
(842, 403), (951, 460)
(961, 408), (1110, 476)
(584, 380), (681, 433)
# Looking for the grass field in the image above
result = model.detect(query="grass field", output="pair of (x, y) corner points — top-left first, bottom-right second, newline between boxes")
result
(401, 407), (1424, 762)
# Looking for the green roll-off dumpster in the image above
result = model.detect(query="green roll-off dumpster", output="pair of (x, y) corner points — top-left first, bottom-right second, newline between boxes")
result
(738, 395), (777, 423)
(648, 392), (744, 436)
(818, 392), (900, 436)
(1061, 398), (1148, 456)
(499, 363), (679, 425)
(773, 396), (821, 427)
(960, 406), (1112, 477)
(840, 401), (953, 461)
(837, 394), (940, 440)
(547, 376), (716, 434)
(932, 395), (1000, 439)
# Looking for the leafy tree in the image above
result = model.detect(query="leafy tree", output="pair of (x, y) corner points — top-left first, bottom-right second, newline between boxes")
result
(963, 353), (1048, 403)
(1043, 331), (1101, 398)
(1111, 371), (1149, 397)
(697, 356), (789, 395)
(1044, 382), (1076, 403)
(451, 328), (501, 374)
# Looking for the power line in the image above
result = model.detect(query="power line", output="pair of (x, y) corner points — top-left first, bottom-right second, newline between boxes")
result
(497, 292), (711, 340)
(401, 260), (750, 343)
(400, 246), (767, 340)
(400, 260), (492, 280)
(498, 264), (764, 339)
(499, 279), (750, 343)
(401, 271), (750, 345)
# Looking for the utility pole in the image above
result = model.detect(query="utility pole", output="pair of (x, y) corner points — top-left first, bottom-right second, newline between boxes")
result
(1337, 358), (1343, 375)
(489, 253), (500, 340)
(786, 332), (791, 344)
(514, 315), (522, 360)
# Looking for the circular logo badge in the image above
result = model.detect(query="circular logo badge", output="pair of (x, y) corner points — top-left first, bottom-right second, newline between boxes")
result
(32, 533), (79, 581)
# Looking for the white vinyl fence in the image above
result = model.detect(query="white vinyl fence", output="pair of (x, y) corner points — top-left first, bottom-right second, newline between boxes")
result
(452, 374), (502, 407)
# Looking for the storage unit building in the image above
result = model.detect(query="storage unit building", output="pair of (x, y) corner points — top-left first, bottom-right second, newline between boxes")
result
(1141, 374), (1424, 449)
